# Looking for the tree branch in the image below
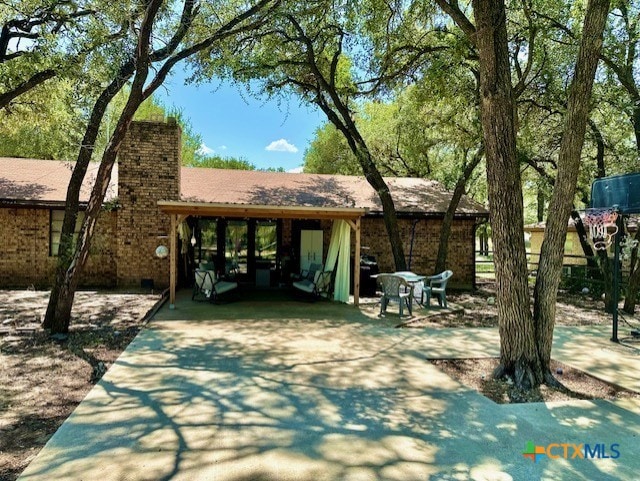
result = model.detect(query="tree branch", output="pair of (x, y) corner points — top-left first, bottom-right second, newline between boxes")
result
(434, 0), (477, 42)
(0, 69), (56, 110)
(513, 2), (537, 98)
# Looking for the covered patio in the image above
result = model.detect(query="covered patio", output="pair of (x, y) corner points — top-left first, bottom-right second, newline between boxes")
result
(158, 201), (368, 308)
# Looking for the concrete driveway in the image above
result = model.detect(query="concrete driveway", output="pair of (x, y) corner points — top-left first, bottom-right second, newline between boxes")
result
(19, 293), (640, 480)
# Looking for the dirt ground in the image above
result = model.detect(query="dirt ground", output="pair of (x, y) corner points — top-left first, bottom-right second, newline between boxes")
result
(432, 358), (640, 404)
(407, 284), (640, 404)
(0, 290), (161, 481)
(404, 284), (626, 329)
(1, 286), (640, 480)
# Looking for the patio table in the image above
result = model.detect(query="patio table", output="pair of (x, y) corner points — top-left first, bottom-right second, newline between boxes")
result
(372, 271), (427, 306)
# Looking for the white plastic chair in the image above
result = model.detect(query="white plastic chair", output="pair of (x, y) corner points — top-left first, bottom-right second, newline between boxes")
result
(421, 270), (453, 308)
(377, 274), (413, 316)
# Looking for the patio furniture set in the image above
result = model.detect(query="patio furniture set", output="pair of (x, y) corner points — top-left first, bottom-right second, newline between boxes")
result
(191, 258), (453, 316)
(374, 270), (453, 317)
(191, 261), (333, 303)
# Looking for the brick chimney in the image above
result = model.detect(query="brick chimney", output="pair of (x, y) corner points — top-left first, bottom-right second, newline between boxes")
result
(116, 119), (181, 288)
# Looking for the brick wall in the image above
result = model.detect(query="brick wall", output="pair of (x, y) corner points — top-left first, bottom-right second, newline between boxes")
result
(281, 216), (477, 289)
(0, 120), (182, 290)
(116, 120), (181, 289)
(0, 207), (117, 288)
(1, 120), (479, 291)
(360, 217), (477, 289)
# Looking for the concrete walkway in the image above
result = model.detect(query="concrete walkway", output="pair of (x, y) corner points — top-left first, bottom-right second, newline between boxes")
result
(18, 293), (640, 481)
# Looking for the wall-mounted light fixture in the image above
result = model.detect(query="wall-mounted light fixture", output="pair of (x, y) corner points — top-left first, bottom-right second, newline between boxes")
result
(155, 245), (169, 259)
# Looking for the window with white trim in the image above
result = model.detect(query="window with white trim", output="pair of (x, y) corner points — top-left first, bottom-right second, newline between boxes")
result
(50, 210), (84, 256)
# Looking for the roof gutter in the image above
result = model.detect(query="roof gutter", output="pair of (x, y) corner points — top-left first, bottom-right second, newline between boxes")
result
(365, 210), (489, 220)
(157, 200), (368, 221)
(0, 199), (90, 209)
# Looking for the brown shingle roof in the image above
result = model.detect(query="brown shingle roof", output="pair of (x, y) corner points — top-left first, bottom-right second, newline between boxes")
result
(0, 158), (487, 216)
(180, 168), (487, 215)
(0, 158), (118, 204)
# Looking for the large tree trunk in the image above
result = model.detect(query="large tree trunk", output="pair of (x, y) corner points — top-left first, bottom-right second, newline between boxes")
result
(533, 0), (610, 377)
(588, 119), (606, 178)
(350, 146), (407, 271)
(44, 75), (132, 330)
(45, 0), (197, 326)
(569, 210), (600, 275)
(624, 259), (640, 314)
(435, 147), (483, 273)
(286, 9), (408, 272)
(43, 101), (109, 331)
(623, 227), (640, 313)
(355, 147), (407, 271)
(45, 0), (165, 333)
(597, 249), (615, 312)
(44, 0), (276, 332)
(472, 0), (541, 388)
(49, 141), (128, 332)
(315, 97), (407, 271)
(537, 185), (545, 222)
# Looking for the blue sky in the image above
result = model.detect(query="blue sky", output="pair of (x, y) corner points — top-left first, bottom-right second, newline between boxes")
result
(156, 70), (326, 172)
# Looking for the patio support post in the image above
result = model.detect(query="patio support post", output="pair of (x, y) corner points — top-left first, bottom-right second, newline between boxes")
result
(158, 202), (368, 307)
(170, 213), (177, 309)
(354, 217), (361, 307)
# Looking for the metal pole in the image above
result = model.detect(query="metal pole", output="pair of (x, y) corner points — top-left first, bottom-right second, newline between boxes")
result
(354, 218), (361, 307)
(611, 207), (622, 343)
(170, 214), (177, 310)
(408, 219), (418, 271)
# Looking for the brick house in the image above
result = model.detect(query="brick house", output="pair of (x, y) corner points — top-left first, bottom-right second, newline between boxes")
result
(0, 119), (488, 298)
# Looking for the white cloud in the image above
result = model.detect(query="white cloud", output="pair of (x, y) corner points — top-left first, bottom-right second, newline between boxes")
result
(265, 138), (299, 153)
(287, 166), (304, 173)
(197, 143), (215, 155)
(219, 145), (228, 151)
